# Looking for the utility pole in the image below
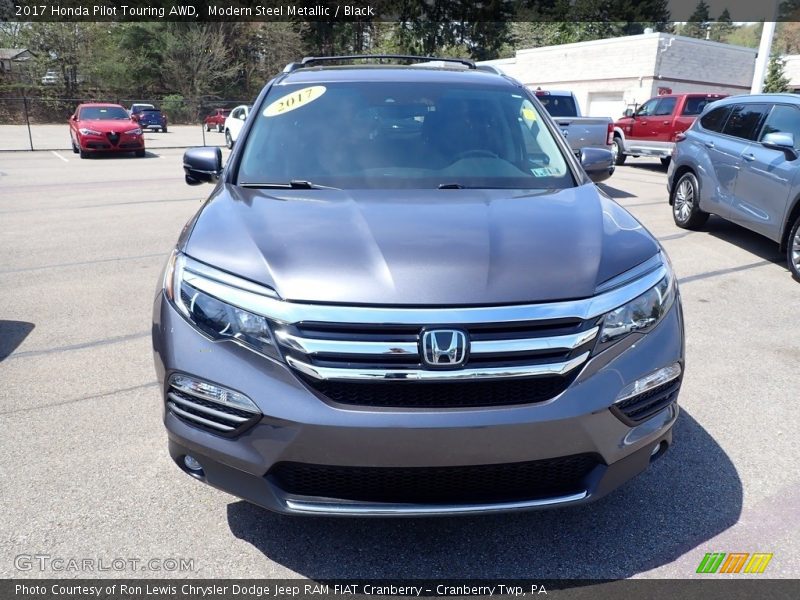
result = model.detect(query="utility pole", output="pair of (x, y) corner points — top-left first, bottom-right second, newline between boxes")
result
(751, 1), (780, 94)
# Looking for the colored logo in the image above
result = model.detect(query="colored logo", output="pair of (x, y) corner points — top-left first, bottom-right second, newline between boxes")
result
(696, 552), (773, 574)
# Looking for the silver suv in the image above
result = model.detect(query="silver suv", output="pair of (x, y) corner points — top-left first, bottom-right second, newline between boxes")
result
(667, 94), (800, 281)
(153, 56), (684, 516)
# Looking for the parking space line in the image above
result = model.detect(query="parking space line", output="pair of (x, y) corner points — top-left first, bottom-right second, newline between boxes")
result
(50, 151), (69, 163)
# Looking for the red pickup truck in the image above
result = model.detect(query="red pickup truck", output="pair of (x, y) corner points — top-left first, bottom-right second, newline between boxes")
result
(612, 93), (726, 166)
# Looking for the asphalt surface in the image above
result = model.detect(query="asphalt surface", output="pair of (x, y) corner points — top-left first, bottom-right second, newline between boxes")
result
(0, 124), (226, 152)
(0, 151), (798, 579)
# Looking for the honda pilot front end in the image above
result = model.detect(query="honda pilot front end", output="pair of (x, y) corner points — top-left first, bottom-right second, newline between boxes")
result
(152, 56), (684, 516)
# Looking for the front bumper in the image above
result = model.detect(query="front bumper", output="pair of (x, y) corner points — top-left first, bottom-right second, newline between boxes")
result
(153, 292), (684, 516)
(79, 134), (143, 152)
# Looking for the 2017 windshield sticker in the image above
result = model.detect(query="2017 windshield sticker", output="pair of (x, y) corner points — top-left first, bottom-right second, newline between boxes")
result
(522, 107), (536, 121)
(263, 86), (327, 117)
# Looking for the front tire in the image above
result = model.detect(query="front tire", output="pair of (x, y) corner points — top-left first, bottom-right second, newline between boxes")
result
(217, 124), (223, 133)
(79, 148), (88, 159)
(672, 172), (709, 230)
(135, 149), (146, 158)
(162, 126), (167, 133)
(225, 129), (233, 149)
(71, 140), (79, 154)
(206, 124), (211, 132)
(787, 214), (800, 282)
(612, 137), (626, 165)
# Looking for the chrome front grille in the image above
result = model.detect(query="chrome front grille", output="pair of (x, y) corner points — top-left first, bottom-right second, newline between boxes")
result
(275, 318), (598, 407)
(166, 385), (260, 436)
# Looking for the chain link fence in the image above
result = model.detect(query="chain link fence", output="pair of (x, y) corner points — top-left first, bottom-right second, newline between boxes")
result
(0, 96), (252, 151)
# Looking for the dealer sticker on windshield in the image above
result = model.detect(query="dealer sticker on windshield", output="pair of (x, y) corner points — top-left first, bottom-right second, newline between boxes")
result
(263, 86), (327, 117)
(532, 167), (561, 177)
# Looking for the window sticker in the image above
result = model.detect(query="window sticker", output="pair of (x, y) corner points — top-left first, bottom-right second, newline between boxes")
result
(520, 99), (537, 125)
(263, 86), (327, 117)
(532, 167), (560, 177)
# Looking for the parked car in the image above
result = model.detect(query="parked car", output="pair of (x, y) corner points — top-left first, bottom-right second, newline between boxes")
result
(69, 103), (145, 159)
(668, 93), (800, 282)
(129, 103), (155, 118)
(531, 89), (615, 162)
(155, 55), (683, 517)
(613, 93), (726, 166)
(223, 104), (251, 149)
(204, 108), (231, 132)
(136, 108), (168, 132)
(41, 69), (59, 85)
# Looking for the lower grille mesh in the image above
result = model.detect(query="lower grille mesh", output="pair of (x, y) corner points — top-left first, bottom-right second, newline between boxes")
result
(612, 379), (680, 424)
(268, 454), (600, 504)
(302, 375), (573, 408)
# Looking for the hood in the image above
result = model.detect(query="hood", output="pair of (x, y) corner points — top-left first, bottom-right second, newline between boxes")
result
(79, 119), (138, 132)
(183, 184), (659, 306)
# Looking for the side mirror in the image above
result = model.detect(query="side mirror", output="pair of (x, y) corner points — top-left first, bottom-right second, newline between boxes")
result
(761, 131), (798, 159)
(580, 147), (614, 183)
(623, 108), (633, 118)
(183, 147), (222, 186)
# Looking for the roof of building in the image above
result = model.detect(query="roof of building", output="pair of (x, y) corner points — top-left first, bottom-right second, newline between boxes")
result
(0, 48), (33, 61)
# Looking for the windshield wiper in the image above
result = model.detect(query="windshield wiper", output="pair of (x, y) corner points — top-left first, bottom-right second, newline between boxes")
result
(239, 180), (340, 190)
(438, 183), (467, 189)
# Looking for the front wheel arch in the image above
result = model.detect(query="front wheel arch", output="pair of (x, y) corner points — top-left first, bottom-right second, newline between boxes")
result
(780, 196), (800, 253)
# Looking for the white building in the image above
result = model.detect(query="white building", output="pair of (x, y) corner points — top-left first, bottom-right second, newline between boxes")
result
(479, 32), (757, 118)
(780, 55), (800, 92)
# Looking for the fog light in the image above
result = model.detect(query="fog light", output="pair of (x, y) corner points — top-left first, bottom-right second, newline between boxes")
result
(183, 455), (203, 472)
(615, 363), (682, 404)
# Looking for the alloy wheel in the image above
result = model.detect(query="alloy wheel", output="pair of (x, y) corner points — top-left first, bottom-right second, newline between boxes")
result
(674, 178), (694, 222)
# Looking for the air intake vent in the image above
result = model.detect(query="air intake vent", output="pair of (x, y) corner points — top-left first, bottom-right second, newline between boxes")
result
(166, 375), (261, 437)
(612, 379), (680, 425)
(268, 454), (601, 504)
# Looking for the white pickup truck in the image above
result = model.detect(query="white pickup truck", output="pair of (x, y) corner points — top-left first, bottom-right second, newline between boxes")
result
(529, 89), (615, 158)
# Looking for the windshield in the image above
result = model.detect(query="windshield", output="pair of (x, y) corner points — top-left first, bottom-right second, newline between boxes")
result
(536, 94), (578, 118)
(237, 81), (574, 189)
(79, 106), (130, 120)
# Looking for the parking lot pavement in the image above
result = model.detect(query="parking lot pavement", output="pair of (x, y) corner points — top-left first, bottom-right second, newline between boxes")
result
(0, 124), (225, 152)
(1, 153), (798, 579)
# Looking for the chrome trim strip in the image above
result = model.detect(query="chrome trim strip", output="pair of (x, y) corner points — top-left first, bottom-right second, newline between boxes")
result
(183, 256), (280, 299)
(169, 377), (261, 414)
(470, 327), (598, 355)
(167, 402), (236, 431)
(167, 392), (250, 424)
(275, 331), (418, 356)
(283, 491), (588, 515)
(594, 254), (663, 294)
(286, 351), (590, 381)
(181, 254), (667, 325)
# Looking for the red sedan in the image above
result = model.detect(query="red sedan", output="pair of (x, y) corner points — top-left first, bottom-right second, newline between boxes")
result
(69, 103), (145, 159)
(203, 108), (230, 132)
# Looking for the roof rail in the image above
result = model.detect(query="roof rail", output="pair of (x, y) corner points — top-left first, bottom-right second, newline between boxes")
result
(283, 55), (476, 73)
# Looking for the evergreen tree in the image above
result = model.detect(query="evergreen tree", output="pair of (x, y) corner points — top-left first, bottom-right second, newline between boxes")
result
(764, 54), (791, 93)
(681, 1), (712, 39)
(709, 8), (735, 42)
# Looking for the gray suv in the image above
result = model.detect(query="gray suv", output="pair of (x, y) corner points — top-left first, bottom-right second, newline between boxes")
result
(152, 56), (684, 516)
(667, 94), (800, 281)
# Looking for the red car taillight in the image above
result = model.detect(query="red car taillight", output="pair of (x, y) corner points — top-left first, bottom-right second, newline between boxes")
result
(607, 122), (614, 146)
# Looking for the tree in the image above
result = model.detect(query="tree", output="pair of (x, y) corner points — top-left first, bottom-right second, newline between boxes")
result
(681, 1), (712, 39)
(763, 54), (791, 93)
(709, 8), (734, 42)
(159, 24), (240, 102)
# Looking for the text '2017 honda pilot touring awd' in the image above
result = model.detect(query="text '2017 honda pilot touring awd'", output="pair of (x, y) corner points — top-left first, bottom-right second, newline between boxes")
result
(152, 56), (685, 516)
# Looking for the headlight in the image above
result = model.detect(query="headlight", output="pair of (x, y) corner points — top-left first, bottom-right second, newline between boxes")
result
(598, 258), (676, 347)
(164, 251), (281, 361)
(78, 128), (102, 135)
(125, 128), (142, 135)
